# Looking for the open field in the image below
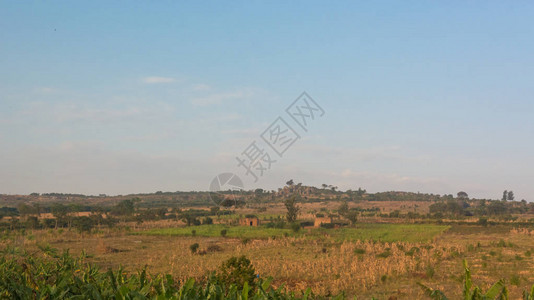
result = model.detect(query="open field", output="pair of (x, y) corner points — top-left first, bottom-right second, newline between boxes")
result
(136, 223), (449, 243)
(2, 193), (534, 298)
(3, 220), (534, 299)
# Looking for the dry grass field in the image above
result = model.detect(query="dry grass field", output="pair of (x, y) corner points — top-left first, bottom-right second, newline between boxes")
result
(4, 215), (534, 299)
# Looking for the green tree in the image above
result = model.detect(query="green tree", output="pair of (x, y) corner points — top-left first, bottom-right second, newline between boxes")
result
(284, 195), (300, 223)
(51, 203), (69, 229)
(457, 191), (469, 199)
(182, 212), (199, 226)
(217, 256), (256, 290)
(17, 203), (34, 218)
(502, 190), (508, 201)
(507, 190), (515, 201)
(338, 201), (349, 216)
(72, 216), (94, 233)
(25, 216), (39, 229)
(345, 211), (358, 225)
(112, 199), (135, 216)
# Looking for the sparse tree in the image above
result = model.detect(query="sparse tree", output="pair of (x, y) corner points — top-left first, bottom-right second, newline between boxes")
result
(286, 179), (294, 186)
(51, 203), (69, 229)
(345, 211), (358, 225)
(507, 191), (515, 201)
(502, 190), (508, 201)
(338, 201), (349, 216)
(284, 194), (300, 223)
(17, 203), (34, 219)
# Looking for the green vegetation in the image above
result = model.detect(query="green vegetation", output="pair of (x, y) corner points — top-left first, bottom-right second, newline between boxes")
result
(135, 224), (294, 239)
(0, 249), (327, 299)
(136, 223), (449, 243)
(419, 260), (508, 299)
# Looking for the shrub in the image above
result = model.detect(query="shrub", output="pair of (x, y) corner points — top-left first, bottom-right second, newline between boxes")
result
(425, 265), (435, 279)
(376, 251), (392, 259)
(189, 243), (199, 254)
(72, 216), (94, 233)
(216, 256), (256, 290)
(191, 230), (196, 236)
(405, 247), (420, 256)
(290, 222), (301, 233)
(419, 260), (507, 299)
(354, 248), (366, 255)
(220, 229), (227, 237)
(265, 221), (286, 229)
(511, 274), (521, 286)
(477, 217), (488, 226)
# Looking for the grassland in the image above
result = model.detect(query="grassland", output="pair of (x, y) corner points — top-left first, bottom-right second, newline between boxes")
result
(6, 222), (534, 298)
(3, 197), (534, 299)
(136, 223), (449, 243)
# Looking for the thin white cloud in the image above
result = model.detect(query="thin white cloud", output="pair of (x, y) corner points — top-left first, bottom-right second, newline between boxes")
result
(192, 83), (211, 91)
(191, 89), (253, 106)
(35, 87), (61, 94)
(142, 76), (176, 84)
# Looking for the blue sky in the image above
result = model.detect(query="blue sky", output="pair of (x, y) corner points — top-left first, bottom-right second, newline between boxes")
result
(1, 1), (533, 199)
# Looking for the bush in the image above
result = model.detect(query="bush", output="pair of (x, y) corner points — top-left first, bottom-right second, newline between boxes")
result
(189, 243), (199, 254)
(511, 274), (521, 286)
(72, 216), (94, 233)
(290, 222), (301, 233)
(220, 229), (227, 237)
(376, 251), (392, 259)
(354, 248), (366, 255)
(425, 265), (435, 279)
(477, 217), (488, 226)
(265, 220), (286, 229)
(216, 256), (256, 290)
(191, 230), (196, 236)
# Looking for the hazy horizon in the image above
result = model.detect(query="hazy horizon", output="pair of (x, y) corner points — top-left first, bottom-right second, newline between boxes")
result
(1, 2), (533, 200)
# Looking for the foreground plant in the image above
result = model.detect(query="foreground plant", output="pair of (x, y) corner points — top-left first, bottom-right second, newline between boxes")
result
(0, 247), (341, 299)
(418, 260), (508, 300)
